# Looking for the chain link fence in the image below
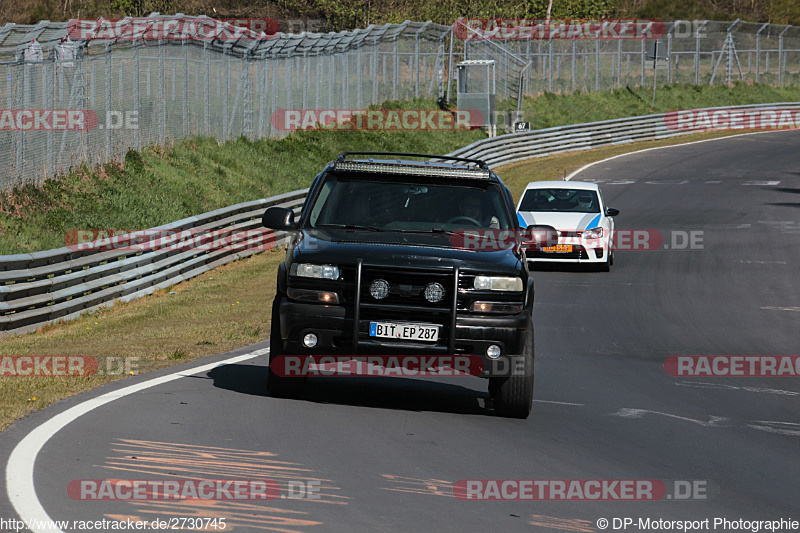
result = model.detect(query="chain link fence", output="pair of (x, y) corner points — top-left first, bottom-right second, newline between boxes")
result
(1, 16), (800, 189)
(0, 16), (452, 188)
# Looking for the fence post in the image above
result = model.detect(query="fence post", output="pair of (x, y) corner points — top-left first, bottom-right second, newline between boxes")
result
(695, 21), (708, 85)
(105, 43), (112, 160)
(223, 45), (231, 140)
(778, 25), (789, 85)
(44, 61), (54, 180)
(571, 38), (577, 91)
(158, 41), (166, 145)
(134, 42), (141, 149)
(393, 39), (398, 100)
(595, 38), (600, 91)
(372, 39), (378, 104)
(640, 38), (646, 85)
(182, 41), (189, 136)
(548, 36), (553, 92)
(357, 45), (363, 107)
(617, 38), (622, 87)
(755, 23), (768, 83)
(203, 42), (210, 136)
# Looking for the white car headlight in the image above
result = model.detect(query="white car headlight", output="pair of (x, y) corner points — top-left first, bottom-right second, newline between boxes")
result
(473, 276), (523, 292)
(583, 227), (603, 239)
(290, 263), (340, 279)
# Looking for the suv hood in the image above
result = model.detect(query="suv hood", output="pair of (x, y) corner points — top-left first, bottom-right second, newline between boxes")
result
(291, 229), (524, 275)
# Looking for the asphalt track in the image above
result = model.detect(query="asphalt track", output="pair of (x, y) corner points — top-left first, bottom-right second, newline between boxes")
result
(2, 130), (799, 532)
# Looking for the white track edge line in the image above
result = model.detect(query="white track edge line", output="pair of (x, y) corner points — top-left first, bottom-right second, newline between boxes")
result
(6, 348), (267, 533)
(564, 129), (795, 181)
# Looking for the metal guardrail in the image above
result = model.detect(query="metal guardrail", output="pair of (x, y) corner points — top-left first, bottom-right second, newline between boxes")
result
(2, 101), (799, 335)
(0, 189), (307, 335)
(439, 102), (800, 168)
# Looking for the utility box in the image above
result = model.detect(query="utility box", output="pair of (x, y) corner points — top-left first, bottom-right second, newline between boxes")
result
(456, 60), (496, 136)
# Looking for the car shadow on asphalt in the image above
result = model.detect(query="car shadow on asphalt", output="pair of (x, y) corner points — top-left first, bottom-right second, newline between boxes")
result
(206, 363), (497, 416)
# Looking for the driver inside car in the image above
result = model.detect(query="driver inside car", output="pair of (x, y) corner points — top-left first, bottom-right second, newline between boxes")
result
(457, 195), (500, 229)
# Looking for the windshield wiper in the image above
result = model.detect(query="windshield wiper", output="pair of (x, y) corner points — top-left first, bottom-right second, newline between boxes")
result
(394, 227), (460, 235)
(314, 223), (384, 232)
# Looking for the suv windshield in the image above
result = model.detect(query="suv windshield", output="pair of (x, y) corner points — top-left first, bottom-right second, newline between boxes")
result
(306, 173), (513, 231)
(519, 188), (601, 213)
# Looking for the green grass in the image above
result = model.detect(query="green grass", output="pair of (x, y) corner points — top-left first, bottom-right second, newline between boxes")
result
(2, 83), (800, 256)
(518, 82), (800, 129)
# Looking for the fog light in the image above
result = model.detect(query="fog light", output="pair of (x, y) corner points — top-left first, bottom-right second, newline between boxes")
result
(369, 279), (390, 300)
(424, 282), (445, 303)
(486, 345), (501, 359)
(303, 333), (318, 348)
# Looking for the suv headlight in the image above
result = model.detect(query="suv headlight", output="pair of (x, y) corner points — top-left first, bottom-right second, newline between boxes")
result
(290, 263), (340, 279)
(583, 227), (603, 239)
(473, 276), (523, 292)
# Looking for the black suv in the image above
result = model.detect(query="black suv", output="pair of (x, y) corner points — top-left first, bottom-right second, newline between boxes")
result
(262, 152), (554, 418)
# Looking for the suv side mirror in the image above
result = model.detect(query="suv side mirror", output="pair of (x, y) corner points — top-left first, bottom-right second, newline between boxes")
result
(262, 206), (296, 231)
(605, 207), (619, 217)
(519, 224), (559, 251)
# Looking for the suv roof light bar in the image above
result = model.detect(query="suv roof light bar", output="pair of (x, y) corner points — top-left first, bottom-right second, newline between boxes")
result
(337, 151), (489, 170)
(333, 160), (491, 179)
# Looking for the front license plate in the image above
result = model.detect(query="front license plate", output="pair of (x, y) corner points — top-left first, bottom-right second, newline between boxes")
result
(541, 244), (573, 252)
(369, 322), (439, 342)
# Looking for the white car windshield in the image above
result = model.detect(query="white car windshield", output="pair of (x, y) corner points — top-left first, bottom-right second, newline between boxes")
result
(519, 188), (601, 214)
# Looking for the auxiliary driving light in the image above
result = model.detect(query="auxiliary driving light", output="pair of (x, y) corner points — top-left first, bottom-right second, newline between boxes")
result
(369, 279), (390, 300)
(486, 345), (501, 359)
(424, 282), (445, 303)
(303, 333), (318, 348)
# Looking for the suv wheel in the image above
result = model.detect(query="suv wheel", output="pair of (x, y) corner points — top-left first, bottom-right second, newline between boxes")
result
(267, 296), (306, 399)
(489, 319), (534, 419)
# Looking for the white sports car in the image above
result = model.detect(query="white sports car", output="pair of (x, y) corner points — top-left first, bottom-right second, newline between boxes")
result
(516, 181), (619, 271)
